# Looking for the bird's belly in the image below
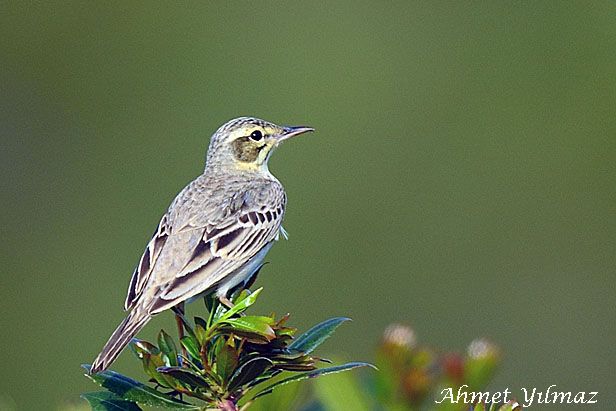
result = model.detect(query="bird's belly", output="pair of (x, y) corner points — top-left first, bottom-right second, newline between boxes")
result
(216, 242), (273, 297)
(186, 242), (274, 303)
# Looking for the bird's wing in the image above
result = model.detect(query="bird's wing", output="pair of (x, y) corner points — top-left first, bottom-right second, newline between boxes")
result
(124, 213), (171, 310)
(147, 203), (284, 314)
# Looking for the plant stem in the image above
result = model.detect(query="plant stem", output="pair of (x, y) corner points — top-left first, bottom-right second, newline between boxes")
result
(217, 399), (239, 411)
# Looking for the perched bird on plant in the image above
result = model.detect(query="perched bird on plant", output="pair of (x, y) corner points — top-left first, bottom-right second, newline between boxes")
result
(90, 117), (313, 374)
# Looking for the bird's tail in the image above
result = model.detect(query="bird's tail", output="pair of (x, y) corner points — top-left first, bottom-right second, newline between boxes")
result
(90, 309), (151, 374)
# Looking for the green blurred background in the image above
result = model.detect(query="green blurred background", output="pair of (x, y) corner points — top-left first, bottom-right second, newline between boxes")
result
(1, 2), (614, 410)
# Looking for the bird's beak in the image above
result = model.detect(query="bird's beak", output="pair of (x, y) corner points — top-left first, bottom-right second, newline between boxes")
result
(276, 126), (315, 142)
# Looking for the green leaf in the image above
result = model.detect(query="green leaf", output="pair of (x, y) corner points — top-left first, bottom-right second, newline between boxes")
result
(131, 340), (160, 357)
(194, 316), (208, 329)
(288, 317), (351, 354)
(193, 317), (209, 344)
(221, 316), (276, 340)
(219, 287), (264, 322)
(157, 366), (210, 390)
(82, 365), (198, 409)
(208, 334), (226, 365)
(267, 349), (307, 362)
(81, 391), (142, 411)
(180, 336), (201, 363)
(141, 353), (177, 389)
(194, 324), (208, 346)
(272, 361), (317, 372)
(227, 357), (273, 392)
(130, 341), (177, 388)
(231, 289), (252, 305)
(204, 293), (217, 313)
(219, 330), (272, 344)
(205, 294), (225, 327)
(239, 315), (276, 325)
(157, 330), (178, 366)
(250, 362), (375, 400)
(216, 339), (239, 382)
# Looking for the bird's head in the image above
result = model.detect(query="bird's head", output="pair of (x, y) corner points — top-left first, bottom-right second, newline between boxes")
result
(205, 117), (314, 173)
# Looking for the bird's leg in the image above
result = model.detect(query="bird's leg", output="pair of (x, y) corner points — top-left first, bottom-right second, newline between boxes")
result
(219, 295), (235, 309)
(171, 302), (187, 363)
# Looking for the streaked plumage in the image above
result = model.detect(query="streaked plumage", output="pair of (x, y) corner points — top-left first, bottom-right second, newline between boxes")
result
(90, 117), (313, 373)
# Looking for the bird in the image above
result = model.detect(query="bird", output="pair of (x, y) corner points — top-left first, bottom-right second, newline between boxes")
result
(90, 117), (313, 374)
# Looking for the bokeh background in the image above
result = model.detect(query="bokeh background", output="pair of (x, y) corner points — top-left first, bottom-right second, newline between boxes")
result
(1, 2), (614, 410)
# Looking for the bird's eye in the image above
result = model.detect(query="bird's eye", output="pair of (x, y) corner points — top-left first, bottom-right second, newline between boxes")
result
(249, 130), (263, 141)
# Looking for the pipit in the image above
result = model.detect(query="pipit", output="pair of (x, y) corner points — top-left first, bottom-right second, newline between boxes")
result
(90, 117), (313, 374)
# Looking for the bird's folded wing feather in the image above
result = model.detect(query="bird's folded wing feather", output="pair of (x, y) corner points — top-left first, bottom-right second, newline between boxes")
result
(124, 213), (171, 310)
(147, 206), (283, 313)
